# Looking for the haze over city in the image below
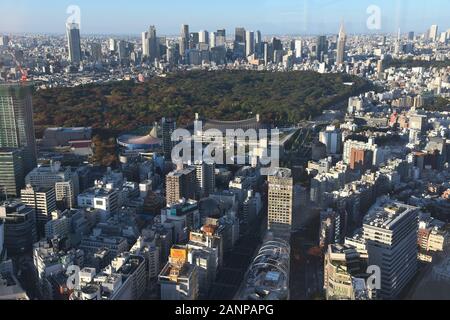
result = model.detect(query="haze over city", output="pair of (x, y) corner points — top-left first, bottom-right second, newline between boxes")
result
(1, 0), (450, 35)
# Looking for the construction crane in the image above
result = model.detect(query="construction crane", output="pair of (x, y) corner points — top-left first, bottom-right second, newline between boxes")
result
(9, 51), (28, 82)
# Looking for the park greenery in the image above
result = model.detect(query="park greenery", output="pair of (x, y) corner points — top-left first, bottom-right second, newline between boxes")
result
(32, 70), (373, 166)
(33, 70), (372, 133)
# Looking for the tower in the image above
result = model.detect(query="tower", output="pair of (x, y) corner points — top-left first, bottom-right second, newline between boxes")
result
(0, 83), (37, 174)
(180, 24), (190, 58)
(267, 168), (293, 239)
(66, 23), (82, 64)
(245, 31), (255, 57)
(336, 22), (347, 65)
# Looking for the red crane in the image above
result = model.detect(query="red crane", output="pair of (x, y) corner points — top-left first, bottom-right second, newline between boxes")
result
(9, 52), (28, 82)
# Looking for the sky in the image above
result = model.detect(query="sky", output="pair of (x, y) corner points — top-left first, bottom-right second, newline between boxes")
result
(0, 0), (449, 36)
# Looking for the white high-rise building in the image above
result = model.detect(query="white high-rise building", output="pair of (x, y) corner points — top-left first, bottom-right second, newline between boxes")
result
(109, 38), (117, 52)
(199, 30), (209, 44)
(319, 126), (343, 155)
(363, 200), (419, 299)
(294, 39), (303, 59)
(429, 24), (439, 41)
(245, 31), (255, 57)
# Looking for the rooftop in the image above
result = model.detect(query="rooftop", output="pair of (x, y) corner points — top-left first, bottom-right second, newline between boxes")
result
(364, 200), (418, 230)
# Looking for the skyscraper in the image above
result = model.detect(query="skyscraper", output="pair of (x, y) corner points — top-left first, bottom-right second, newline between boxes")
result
(161, 117), (176, 161)
(429, 24), (439, 41)
(316, 35), (328, 63)
(235, 27), (246, 43)
(199, 30), (209, 44)
(319, 125), (343, 155)
(89, 42), (102, 62)
(255, 30), (262, 44)
(194, 161), (216, 199)
(215, 29), (226, 47)
(66, 23), (82, 64)
(0, 200), (37, 256)
(0, 148), (24, 198)
(294, 39), (303, 59)
(0, 35), (10, 47)
(363, 200), (418, 299)
(245, 31), (255, 57)
(267, 168), (293, 239)
(0, 83), (37, 174)
(109, 38), (117, 52)
(142, 26), (159, 62)
(336, 23), (347, 65)
(190, 32), (200, 49)
(180, 24), (190, 58)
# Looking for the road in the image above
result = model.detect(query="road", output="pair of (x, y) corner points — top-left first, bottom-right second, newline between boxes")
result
(290, 198), (325, 300)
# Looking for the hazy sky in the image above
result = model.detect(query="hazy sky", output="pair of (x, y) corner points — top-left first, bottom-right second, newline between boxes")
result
(1, 0), (449, 35)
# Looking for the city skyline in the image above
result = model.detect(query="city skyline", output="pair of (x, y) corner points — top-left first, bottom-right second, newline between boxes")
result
(1, 0), (450, 36)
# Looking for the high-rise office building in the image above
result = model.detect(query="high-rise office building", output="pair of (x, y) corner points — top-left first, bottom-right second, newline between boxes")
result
(194, 161), (215, 199)
(0, 35), (9, 47)
(429, 24), (439, 41)
(336, 23), (347, 65)
(216, 29), (226, 38)
(319, 126), (342, 155)
(255, 30), (262, 44)
(117, 40), (129, 62)
(267, 168), (293, 238)
(199, 30), (209, 44)
(363, 200), (419, 299)
(190, 32), (199, 49)
(316, 35), (328, 62)
(142, 26), (159, 62)
(166, 167), (196, 206)
(294, 39), (303, 59)
(89, 42), (102, 62)
(408, 31), (415, 41)
(0, 83), (37, 174)
(161, 117), (176, 160)
(0, 148), (24, 198)
(21, 185), (57, 236)
(235, 27), (246, 43)
(66, 23), (82, 64)
(109, 38), (117, 52)
(272, 37), (282, 51)
(245, 31), (255, 57)
(0, 200), (37, 256)
(215, 29), (226, 47)
(180, 24), (190, 58)
(263, 42), (271, 65)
